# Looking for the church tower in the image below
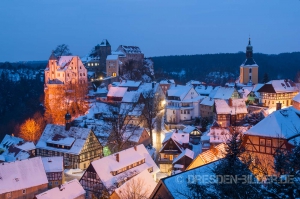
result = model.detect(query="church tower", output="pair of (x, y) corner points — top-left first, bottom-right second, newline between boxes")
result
(239, 38), (259, 85)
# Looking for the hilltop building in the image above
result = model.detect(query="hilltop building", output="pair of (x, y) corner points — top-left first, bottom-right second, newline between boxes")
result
(239, 38), (259, 85)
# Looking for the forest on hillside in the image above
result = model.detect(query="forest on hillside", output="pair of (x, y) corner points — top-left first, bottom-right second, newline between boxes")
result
(152, 52), (300, 85)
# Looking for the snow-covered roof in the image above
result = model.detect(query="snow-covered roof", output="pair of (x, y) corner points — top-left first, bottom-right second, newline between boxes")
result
(186, 80), (202, 86)
(0, 135), (33, 162)
(195, 85), (214, 95)
(182, 126), (198, 134)
(107, 55), (119, 61)
(200, 96), (214, 106)
(15, 141), (36, 151)
(91, 144), (159, 191)
(208, 127), (231, 144)
(36, 179), (85, 199)
(107, 87), (128, 98)
(161, 160), (221, 199)
(120, 103), (144, 117)
(245, 107), (300, 142)
(119, 80), (142, 88)
(0, 157), (48, 194)
(36, 124), (91, 155)
(230, 99), (248, 114)
(258, 79), (299, 93)
(167, 85), (193, 100)
(210, 87), (236, 100)
(57, 56), (75, 68)
(122, 91), (140, 103)
(241, 57), (258, 67)
(116, 45), (142, 54)
(172, 148), (194, 164)
(215, 99), (232, 114)
(123, 126), (147, 143)
(160, 79), (175, 84)
(188, 143), (226, 170)
(114, 170), (156, 199)
(162, 130), (189, 146)
(42, 156), (63, 173)
(293, 93), (300, 103)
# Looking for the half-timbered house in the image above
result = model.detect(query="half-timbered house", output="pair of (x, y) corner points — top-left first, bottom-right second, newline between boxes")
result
(158, 130), (190, 173)
(0, 157), (48, 199)
(79, 144), (159, 199)
(41, 156), (64, 188)
(36, 124), (103, 170)
(243, 94), (300, 155)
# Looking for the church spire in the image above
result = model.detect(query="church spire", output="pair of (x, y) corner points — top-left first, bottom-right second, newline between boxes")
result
(246, 38), (253, 59)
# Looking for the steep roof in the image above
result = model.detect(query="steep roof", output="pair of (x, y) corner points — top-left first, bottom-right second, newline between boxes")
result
(107, 87), (128, 98)
(241, 57), (258, 67)
(91, 144), (159, 191)
(215, 99), (231, 114)
(36, 179), (85, 199)
(210, 87), (236, 100)
(36, 124), (92, 155)
(187, 143), (226, 170)
(42, 156), (63, 173)
(245, 107), (300, 142)
(117, 45), (142, 54)
(230, 99), (248, 114)
(121, 91), (140, 103)
(195, 85), (214, 96)
(167, 85), (193, 100)
(172, 148), (194, 164)
(100, 39), (111, 46)
(200, 96), (214, 106)
(257, 80), (299, 93)
(0, 157), (48, 194)
(114, 170), (156, 199)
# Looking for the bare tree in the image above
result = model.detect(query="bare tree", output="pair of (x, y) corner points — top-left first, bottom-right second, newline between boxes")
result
(116, 174), (152, 199)
(53, 44), (72, 57)
(103, 101), (144, 153)
(140, 88), (164, 146)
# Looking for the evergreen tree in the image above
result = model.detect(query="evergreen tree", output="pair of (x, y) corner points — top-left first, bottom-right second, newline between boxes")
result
(263, 73), (269, 83)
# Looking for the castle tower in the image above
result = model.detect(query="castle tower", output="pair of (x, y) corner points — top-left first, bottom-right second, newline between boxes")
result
(239, 38), (259, 84)
(99, 39), (112, 71)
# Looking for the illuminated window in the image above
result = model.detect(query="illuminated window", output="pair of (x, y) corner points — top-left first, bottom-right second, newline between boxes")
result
(112, 72), (116, 77)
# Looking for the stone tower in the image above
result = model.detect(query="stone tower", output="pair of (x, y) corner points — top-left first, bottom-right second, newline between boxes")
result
(239, 38), (259, 85)
(99, 39), (111, 71)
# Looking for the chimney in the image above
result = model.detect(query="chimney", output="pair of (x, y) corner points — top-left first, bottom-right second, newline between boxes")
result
(229, 98), (233, 107)
(276, 102), (282, 110)
(115, 153), (119, 162)
(152, 82), (155, 88)
(134, 145), (137, 151)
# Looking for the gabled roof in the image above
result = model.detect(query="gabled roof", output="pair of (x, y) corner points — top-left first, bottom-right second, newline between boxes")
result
(36, 179), (85, 199)
(158, 160), (221, 199)
(293, 93), (300, 103)
(245, 107), (300, 142)
(230, 99), (248, 114)
(162, 130), (189, 146)
(116, 45), (142, 54)
(123, 126), (147, 143)
(160, 79), (175, 84)
(114, 170), (156, 199)
(187, 143), (226, 170)
(42, 156), (64, 173)
(100, 39), (111, 46)
(121, 91), (140, 103)
(107, 87), (128, 98)
(0, 157), (48, 194)
(215, 99), (232, 114)
(119, 80), (142, 88)
(195, 85), (214, 95)
(210, 87), (236, 100)
(36, 124), (92, 155)
(90, 144), (159, 191)
(200, 96), (214, 106)
(257, 79), (299, 93)
(172, 148), (194, 164)
(57, 56), (75, 68)
(167, 85), (194, 100)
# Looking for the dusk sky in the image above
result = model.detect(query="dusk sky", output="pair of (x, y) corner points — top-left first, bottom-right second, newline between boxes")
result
(0, 0), (299, 62)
